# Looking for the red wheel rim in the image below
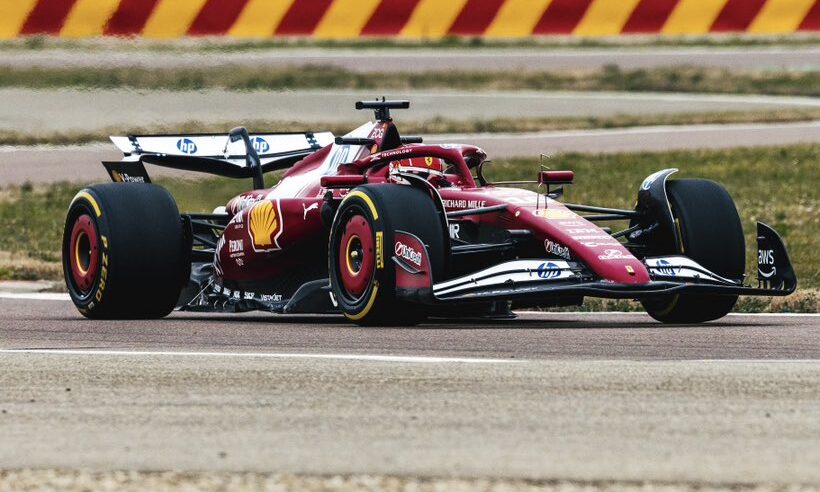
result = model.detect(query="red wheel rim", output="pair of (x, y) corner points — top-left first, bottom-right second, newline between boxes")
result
(338, 213), (374, 298)
(69, 214), (99, 294)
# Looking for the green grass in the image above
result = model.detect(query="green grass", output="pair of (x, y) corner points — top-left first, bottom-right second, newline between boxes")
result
(0, 64), (816, 96)
(0, 145), (816, 311)
(3, 109), (820, 146)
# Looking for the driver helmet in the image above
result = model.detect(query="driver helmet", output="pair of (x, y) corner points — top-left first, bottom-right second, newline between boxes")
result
(391, 156), (446, 179)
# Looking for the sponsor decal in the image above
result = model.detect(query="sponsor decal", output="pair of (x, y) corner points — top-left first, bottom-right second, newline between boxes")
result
(244, 291), (255, 300)
(248, 200), (283, 251)
(598, 249), (633, 260)
(251, 137), (270, 153)
(655, 258), (679, 276)
(368, 126), (385, 140)
(111, 170), (146, 183)
(758, 249), (776, 278)
(424, 156), (434, 167)
(235, 258), (244, 266)
(232, 195), (263, 213)
(395, 241), (423, 267)
(176, 138), (197, 155)
(535, 262), (561, 279)
(228, 239), (244, 259)
(93, 235), (109, 303)
(532, 208), (574, 219)
(261, 293), (284, 302)
(375, 231), (384, 269)
(544, 239), (571, 260)
(567, 228), (600, 235)
(449, 223), (461, 240)
(302, 202), (319, 220)
(441, 199), (487, 209)
(373, 148), (412, 160)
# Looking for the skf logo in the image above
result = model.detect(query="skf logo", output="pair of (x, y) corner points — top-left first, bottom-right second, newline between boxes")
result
(248, 201), (283, 251)
(177, 138), (197, 154)
(252, 137), (270, 153)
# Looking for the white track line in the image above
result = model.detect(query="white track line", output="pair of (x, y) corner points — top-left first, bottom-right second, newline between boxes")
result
(0, 292), (70, 301)
(0, 348), (516, 364)
(516, 311), (820, 318)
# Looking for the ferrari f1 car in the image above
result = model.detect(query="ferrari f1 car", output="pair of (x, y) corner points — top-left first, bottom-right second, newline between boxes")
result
(62, 100), (796, 324)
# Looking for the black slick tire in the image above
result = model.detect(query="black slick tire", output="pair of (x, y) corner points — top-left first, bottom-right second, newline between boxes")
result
(642, 179), (745, 323)
(62, 183), (187, 319)
(328, 184), (445, 326)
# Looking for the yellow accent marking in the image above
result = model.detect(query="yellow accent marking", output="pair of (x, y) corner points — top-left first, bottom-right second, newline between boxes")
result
(485, 0), (554, 37)
(314, 0), (381, 38)
(400, 0), (471, 38)
(574, 0), (642, 36)
(345, 282), (379, 321)
(228, 0), (296, 38)
(662, 0), (727, 34)
(0, 0), (38, 39)
(375, 231), (384, 269)
(345, 234), (360, 276)
(60, 0), (122, 37)
(75, 231), (88, 275)
(72, 191), (101, 217)
(142, 0), (209, 38)
(748, 0), (815, 33)
(344, 191), (379, 220)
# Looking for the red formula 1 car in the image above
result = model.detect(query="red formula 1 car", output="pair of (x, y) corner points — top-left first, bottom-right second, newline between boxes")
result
(62, 100), (796, 324)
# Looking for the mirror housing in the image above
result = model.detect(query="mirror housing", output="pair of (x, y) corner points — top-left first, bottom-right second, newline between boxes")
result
(539, 170), (574, 185)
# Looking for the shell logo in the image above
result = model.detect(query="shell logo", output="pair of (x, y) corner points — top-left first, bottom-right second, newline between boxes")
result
(249, 201), (282, 250)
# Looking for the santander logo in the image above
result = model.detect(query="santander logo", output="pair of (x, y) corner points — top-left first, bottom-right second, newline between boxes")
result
(395, 241), (423, 266)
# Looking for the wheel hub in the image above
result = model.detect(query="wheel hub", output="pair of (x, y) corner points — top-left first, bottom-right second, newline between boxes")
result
(338, 214), (374, 298)
(68, 214), (99, 294)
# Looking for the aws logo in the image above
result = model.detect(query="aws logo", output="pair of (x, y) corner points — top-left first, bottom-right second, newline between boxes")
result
(248, 200), (283, 251)
(177, 138), (197, 154)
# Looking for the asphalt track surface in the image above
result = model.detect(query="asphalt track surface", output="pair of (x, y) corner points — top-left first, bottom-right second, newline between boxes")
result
(1, 295), (819, 485)
(2, 121), (817, 186)
(1, 46), (818, 71)
(3, 88), (819, 134)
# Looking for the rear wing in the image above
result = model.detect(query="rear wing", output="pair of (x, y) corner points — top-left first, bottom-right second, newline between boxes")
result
(107, 132), (334, 180)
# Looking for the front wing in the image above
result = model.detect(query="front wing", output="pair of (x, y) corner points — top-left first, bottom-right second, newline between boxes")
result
(421, 221), (797, 304)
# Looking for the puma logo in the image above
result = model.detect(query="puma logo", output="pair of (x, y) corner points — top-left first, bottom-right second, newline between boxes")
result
(303, 202), (319, 219)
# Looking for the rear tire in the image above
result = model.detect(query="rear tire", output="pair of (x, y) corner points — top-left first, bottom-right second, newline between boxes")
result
(642, 179), (745, 323)
(329, 185), (445, 326)
(62, 183), (188, 319)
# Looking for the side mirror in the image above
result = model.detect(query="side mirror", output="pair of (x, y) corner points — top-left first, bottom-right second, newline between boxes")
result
(539, 170), (574, 185)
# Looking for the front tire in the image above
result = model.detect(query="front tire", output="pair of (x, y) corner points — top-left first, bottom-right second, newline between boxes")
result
(642, 179), (745, 323)
(62, 183), (188, 319)
(328, 185), (445, 326)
